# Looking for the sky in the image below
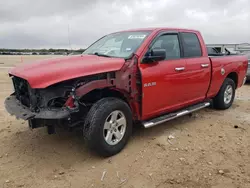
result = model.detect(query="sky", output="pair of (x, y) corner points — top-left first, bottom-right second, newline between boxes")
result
(0, 0), (249, 49)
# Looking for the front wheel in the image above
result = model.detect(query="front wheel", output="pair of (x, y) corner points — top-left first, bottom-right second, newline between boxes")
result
(84, 98), (132, 157)
(213, 78), (236, 110)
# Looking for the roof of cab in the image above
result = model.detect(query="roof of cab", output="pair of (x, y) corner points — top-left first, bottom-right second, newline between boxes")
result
(117, 27), (200, 33)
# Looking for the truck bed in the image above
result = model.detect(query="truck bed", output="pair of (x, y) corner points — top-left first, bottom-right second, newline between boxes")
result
(207, 55), (248, 98)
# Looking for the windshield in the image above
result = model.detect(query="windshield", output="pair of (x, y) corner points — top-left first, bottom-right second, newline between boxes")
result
(82, 31), (151, 58)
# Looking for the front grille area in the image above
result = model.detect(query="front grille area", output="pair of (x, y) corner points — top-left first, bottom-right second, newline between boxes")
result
(12, 76), (31, 107)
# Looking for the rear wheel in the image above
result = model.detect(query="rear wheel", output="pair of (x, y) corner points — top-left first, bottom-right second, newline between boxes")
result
(213, 78), (235, 109)
(84, 97), (132, 157)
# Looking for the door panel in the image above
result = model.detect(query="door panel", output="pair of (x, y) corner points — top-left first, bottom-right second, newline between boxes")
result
(140, 59), (188, 120)
(139, 33), (189, 120)
(139, 31), (211, 120)
(184, 57), (211, 103)
(180, 32), (211, 103)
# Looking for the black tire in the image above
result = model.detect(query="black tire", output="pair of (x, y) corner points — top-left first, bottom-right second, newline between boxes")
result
(83, 97), (132, 157)
(213, 78), (236, 110)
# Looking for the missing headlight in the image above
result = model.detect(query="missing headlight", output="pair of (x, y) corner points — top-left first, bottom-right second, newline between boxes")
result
(47, 97), (67, 108)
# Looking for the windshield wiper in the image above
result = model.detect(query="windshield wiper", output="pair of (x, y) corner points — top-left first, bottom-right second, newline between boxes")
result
(89, 52), (112, 58)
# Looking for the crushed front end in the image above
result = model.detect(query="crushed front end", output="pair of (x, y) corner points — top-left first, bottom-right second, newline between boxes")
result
(5, 75), (87, 133)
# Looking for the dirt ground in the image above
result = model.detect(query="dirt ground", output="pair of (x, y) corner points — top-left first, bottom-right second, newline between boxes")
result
(0, 55), (250, 188)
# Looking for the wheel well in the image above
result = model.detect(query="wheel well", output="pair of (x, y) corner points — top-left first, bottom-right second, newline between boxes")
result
(79, 88), (129, 105)
(227, 72), (238, 88)
(101, 88), (128, 102)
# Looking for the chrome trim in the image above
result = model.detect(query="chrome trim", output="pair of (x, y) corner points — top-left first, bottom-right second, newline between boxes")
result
(143, 102), (210, 128)
(201, 64), (209, 68)
(175, 67), (185, 71)
(143, 115), (177, 129)
(176, 110), (189, 116)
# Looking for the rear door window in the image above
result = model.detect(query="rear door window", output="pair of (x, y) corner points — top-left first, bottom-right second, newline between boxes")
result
(181, 32), (202, 58)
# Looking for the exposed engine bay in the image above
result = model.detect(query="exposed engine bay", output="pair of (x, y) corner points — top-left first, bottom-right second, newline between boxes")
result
(8, 73), (114, 132)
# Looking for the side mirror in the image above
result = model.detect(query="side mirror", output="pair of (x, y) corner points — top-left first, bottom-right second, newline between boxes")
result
(143, 49), (166, 63)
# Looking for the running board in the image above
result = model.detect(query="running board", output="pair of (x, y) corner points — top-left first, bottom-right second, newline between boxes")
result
(142, 102), (210, 128)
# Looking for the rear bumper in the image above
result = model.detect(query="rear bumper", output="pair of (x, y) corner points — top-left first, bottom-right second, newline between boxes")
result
(5, 95), (70, 120)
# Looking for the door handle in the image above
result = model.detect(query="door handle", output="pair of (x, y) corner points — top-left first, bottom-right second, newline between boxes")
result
(201, 64), (209, 68)
(175, 67), (185, 71)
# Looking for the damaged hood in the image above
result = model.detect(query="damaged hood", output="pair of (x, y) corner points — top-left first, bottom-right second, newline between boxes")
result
(9, 55), (125, 88)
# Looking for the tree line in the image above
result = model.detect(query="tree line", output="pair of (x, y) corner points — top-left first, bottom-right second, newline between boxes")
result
(0, 48), (86, 55)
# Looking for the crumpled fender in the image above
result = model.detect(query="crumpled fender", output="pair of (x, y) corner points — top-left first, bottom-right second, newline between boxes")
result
(75, 79), (113, 97)
(74, 57), (141, 120)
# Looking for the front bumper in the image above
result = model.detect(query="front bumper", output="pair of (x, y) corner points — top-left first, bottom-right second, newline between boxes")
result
(5, 95), (70, 120)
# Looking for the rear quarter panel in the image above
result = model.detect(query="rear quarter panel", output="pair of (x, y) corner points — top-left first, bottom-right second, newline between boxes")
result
(207, 55), (248, 98)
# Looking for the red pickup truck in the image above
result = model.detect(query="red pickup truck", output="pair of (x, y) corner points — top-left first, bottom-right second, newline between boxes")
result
(5, 28), (248, 157)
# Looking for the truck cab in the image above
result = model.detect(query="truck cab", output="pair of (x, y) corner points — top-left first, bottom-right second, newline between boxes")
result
(5, 28), (248, 157)
(138, 30), (211, 120)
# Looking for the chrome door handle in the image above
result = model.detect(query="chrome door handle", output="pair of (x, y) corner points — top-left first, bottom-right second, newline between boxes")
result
(175, 67), (185, 71)
(201, 64), (209, 68)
